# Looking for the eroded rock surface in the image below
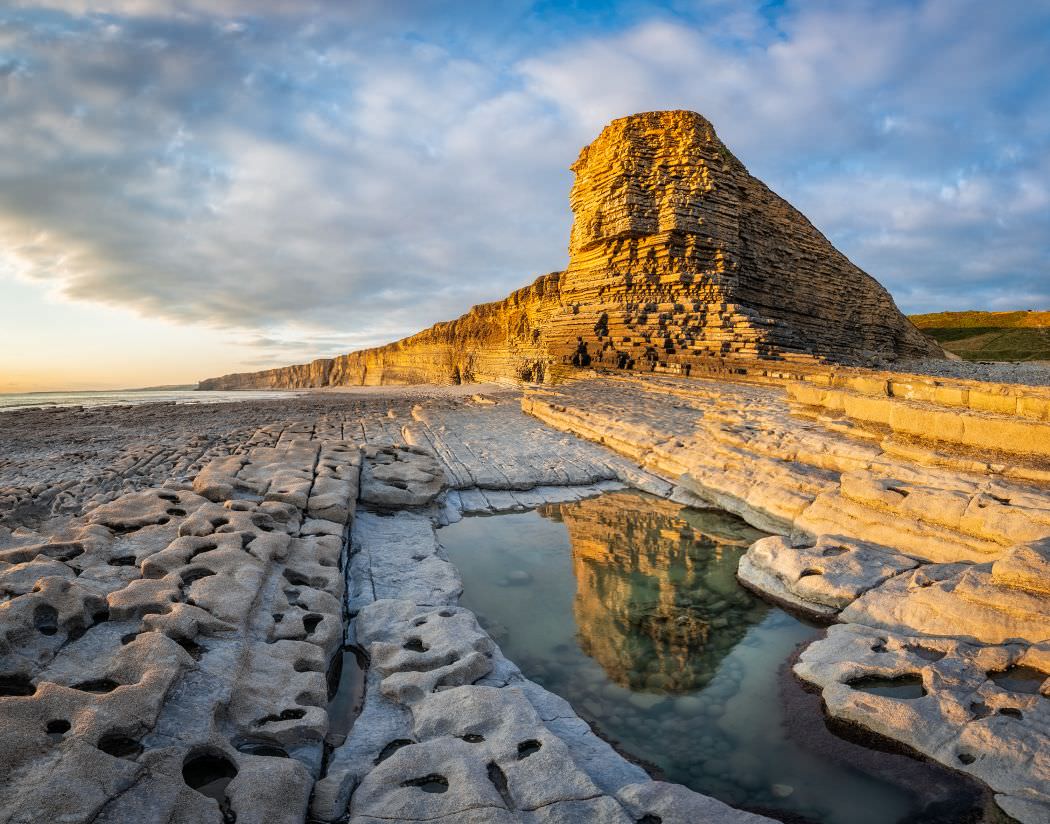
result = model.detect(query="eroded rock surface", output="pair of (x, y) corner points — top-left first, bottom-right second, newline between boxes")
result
(0, 425), (360, 824)
(3, 375), (1046, 823)
(795, 624), (1050, 822)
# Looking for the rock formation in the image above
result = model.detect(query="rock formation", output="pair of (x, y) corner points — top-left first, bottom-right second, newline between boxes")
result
(199, 111), (940, 390)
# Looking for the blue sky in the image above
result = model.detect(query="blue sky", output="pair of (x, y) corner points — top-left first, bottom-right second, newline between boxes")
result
(0, 0), (1047, 390)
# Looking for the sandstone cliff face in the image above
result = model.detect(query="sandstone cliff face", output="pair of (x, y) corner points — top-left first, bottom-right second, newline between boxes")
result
(199, 111), (940, 390)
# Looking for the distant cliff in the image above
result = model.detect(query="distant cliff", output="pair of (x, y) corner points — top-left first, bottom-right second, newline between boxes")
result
(200, 110), (941, 390)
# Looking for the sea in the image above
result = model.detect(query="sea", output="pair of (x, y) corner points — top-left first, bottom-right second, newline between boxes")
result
(0, 388), (301, 412)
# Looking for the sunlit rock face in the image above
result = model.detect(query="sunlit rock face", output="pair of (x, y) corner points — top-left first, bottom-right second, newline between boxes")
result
(199, 110), (941, 390)
(543, 491), (769, 692)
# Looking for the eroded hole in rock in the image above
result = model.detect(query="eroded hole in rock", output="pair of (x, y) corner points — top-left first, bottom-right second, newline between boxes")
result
(437, 610), (454, 618)
(637, 816), (663, 824)
(302, 614), (323, 634)
(374, 739), (414, 764)
(182, 752), (238, 821)
(822, 546), (849, 557)
(189, 544), (218, 561)
(108, 556), (137, 567)
(43, 543), (83, 562)
(516, 739), (542, 759)
(412, 617), (428, 627)
(158, 492), (179, 502)
(272, 613), (284, 624)
(402, 774), (448, 793)
(181, 568), (216, 586)
(98, 733), (143, 759)
(969, 701), (992, 720)
(0, 675), (35, 696)
(34, 604), (59, 636)
(847, 675), (926, 699)
(958, 752), (976, 765)
(250, 516), (274, 532)
(92, 609), (110, 624)
(240, 534), (254, 549)
(886, 486), (909, 498)
(167, 508), (187, 517)
(294, 659), (320, 673)
(256, 708), (305, 725)
(487, 761), (514, 810)
(283, 569), (309, 587)
(461, 733), (484, 743)
(402, 637), (428, 652)
(120, 632), (140, 645)
(988, 665), (1047, 694)
(798, 568), (823, 578)
(71, 678), (120, 693)
(904, 644), (945, 662)
(236, 741), (288, 758)
(870, 641), (888, 653)
(998, 707), (1023, 719)
(328, 646), (366, 739)
(176, 637), (205, 660)
(46, 719), (71, 738)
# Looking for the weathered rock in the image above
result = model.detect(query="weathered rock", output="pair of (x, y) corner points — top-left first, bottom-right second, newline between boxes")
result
(359, 445), (446, 508)
(841, 544), (1050, 645)
(738, 534), (918, 618)
(795, 623), (1050, 824)
(199, 110), (940, 391)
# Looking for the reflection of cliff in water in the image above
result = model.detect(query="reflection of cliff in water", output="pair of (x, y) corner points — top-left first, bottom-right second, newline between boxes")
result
(539, 491), (770, 693)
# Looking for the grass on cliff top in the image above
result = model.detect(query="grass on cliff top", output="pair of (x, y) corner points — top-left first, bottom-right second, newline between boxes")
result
(909, 310), (1050, 362)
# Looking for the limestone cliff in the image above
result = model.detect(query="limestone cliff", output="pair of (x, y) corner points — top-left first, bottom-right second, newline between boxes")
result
(199, 111), (941, 390)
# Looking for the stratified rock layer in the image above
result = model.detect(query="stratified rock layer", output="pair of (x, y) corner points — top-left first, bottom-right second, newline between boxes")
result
(200, 111), (939, 390)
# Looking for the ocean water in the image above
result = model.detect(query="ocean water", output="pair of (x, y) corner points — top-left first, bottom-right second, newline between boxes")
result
(438, 490), (999, 824)
(0, 388), (300, 412)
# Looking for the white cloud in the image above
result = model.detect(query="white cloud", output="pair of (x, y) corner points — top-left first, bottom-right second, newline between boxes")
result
(0, 0), (1045, 375)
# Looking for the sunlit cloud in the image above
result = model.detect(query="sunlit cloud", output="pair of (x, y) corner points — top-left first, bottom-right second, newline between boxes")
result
(0, 0), (1046, 390)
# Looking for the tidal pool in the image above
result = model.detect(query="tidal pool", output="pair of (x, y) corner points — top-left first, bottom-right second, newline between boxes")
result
(439, 490), (1000, 824)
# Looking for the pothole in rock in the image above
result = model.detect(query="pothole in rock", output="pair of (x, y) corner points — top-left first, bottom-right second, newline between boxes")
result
(516, 739), (542, 759)
(401, 774), (448, 793)
(846, 675), (926, 699)
(988, 665), (1047, 695)
(236, 741), (289, 758)
(374, 739), (414, 764)
(33, 604), (59, 636)
(182, 752), (238, 823)
(98, 733), (143, 759)
(71, 678), (120, 693)
(256, 708), (305, 725)
(327, 646), (366, 742)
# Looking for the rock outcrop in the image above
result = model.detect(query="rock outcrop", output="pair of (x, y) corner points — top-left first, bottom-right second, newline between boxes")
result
(199, 111), (939, 390)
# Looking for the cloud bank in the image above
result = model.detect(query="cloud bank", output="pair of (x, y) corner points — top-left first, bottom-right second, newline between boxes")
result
(0, 0), (1046, 360)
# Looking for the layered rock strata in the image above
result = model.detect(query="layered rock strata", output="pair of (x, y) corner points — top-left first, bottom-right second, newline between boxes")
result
(3, 378), (1047, 822)
(199, 111), (939, 390)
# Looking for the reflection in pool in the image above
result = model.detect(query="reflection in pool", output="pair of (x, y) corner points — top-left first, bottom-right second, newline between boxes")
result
(439, 490), (998, 824)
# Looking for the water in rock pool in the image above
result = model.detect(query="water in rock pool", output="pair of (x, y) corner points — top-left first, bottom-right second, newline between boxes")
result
(438, 490), (1000, 824)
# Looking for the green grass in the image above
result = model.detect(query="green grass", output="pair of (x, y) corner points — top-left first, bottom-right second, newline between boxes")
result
(909, 311), (1050, 362)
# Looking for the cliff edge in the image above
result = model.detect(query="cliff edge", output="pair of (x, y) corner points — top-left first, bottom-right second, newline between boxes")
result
(200, 110), (940, 390)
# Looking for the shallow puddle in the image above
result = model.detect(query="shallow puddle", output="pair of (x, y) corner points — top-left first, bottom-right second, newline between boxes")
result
(439, 490), (999, 824)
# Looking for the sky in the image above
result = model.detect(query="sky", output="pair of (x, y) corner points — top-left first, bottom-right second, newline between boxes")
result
(0, 0), (1047, 392)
